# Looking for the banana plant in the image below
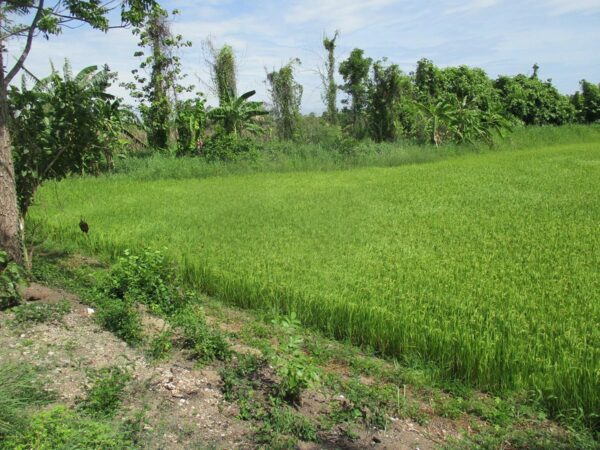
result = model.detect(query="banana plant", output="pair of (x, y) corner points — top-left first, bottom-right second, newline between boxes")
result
(208, 90), (268, 136)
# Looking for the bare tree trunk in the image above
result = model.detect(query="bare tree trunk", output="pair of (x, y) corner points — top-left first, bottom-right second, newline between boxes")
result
(0, 27), (23, 263)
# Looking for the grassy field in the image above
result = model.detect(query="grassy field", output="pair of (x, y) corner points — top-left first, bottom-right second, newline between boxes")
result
(31, 131), (600, 426)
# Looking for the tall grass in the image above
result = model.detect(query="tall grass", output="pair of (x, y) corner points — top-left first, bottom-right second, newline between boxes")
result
(30, 126), (600, 428)
(114, 125), (600, 182)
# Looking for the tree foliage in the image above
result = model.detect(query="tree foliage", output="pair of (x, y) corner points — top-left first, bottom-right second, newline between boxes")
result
(339, 49), (372, 138)
(209, 90), (267, 137)
(267, 59), (303, 140)
(572, 80), (600, 124)
(8, 62), (124, 215)
(494, 67), (575, 125)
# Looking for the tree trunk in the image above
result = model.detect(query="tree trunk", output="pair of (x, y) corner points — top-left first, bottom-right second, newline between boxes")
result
(0, 31), (23, 263)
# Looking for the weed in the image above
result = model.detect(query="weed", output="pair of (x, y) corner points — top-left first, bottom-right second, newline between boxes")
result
(11, 300), (71, 325)
(147, 329), (174, 360)
(2, 405), (134, 449)
(271, 314), (320, 404)
(94, 295), (143, 345)
(79, 366), (131, 419)
(171, 305), (231, 363)
(101, 248), (186, 316)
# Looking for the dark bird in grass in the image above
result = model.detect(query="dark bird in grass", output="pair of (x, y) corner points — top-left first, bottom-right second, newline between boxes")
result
(79, 218), (89, 234)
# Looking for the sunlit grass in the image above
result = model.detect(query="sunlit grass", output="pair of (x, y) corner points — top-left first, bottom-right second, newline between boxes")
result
(31, 131), (600, 426)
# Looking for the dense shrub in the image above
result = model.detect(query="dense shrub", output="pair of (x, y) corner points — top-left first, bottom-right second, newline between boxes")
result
(101, 248), (185, 315)
(201, 134), (259, 162)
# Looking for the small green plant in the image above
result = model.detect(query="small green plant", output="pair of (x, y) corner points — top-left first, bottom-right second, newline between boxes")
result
(0, 250), (24, 310)
(2, 405), (134, 449)
(11, 300), (71, 325)
(101, 248), (185, 316)
(171, 305), (231, 363)
(79, 366), (131, 419)
(94, 295), (143, 345)
(255, 406), (317, 446)
(272, 313), (320, 404)
(147, 329), (174, 360)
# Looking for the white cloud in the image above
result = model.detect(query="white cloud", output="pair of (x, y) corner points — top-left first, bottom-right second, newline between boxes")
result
(445, 0), (500, 15)
(534, 0), (600, 14)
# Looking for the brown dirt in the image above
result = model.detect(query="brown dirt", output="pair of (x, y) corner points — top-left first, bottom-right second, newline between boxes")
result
(0, 283), (451, 449)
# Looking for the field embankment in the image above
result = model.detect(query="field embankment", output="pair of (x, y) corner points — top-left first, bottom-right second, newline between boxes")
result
(30, 128), (600, 427)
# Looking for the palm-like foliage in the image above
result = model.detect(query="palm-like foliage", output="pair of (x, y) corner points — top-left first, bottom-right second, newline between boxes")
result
(209, 90), (267, 136)
(415, 99), (457, 146)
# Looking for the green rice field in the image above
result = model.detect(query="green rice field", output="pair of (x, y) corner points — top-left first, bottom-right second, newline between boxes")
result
(31, 139), (600, 423)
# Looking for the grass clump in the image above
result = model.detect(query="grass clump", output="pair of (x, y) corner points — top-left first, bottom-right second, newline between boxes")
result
(79, 366), (131, 419)
(0, 363), (53, 439)
(11, 300), (71, 325)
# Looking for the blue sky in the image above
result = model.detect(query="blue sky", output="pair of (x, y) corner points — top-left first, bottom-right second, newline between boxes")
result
(7, 0), (600, 113)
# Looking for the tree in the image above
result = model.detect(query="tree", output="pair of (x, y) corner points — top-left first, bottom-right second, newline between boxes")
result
(125, 5), (192, 149)
(9, 62), (121, 216)
(367, 60), (410, 142)
(339, 48), (372, 138)
(577, 80), (600, 123)
(0, 0), (158, 263)
(267, 59), (303, 140)
(204, 41), (237, 107)
(321, 30), (339, 124)
(494, 68), (575, 125)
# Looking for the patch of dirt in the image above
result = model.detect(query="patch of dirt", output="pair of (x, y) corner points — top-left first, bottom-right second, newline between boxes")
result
(0, 282), (454, 449)
(0, 287), (253, 449)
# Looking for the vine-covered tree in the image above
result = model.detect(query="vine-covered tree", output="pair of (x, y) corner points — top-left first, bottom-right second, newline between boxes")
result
(267, 59), (303, 140)
(0, 0), (158, 263)
(321, 30), (339, 124)
(339, 48), (372, 138)
(367, 60), (410, 142)
(124, 5), (192, 149)
(204, 41), (237, 106)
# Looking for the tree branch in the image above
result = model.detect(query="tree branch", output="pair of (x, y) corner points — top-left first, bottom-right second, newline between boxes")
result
(4, 0), (45, 87)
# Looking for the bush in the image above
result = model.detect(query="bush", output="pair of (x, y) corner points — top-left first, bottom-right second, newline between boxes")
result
(200, 134), (259, 162)
(94, 295), (143, 345)
(0, 250), (24, 310)
(79, 367), (131, 419)
(101, 248), (185, 316)
(2, 405), (133, 450)
(11, 300), (71, 325)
